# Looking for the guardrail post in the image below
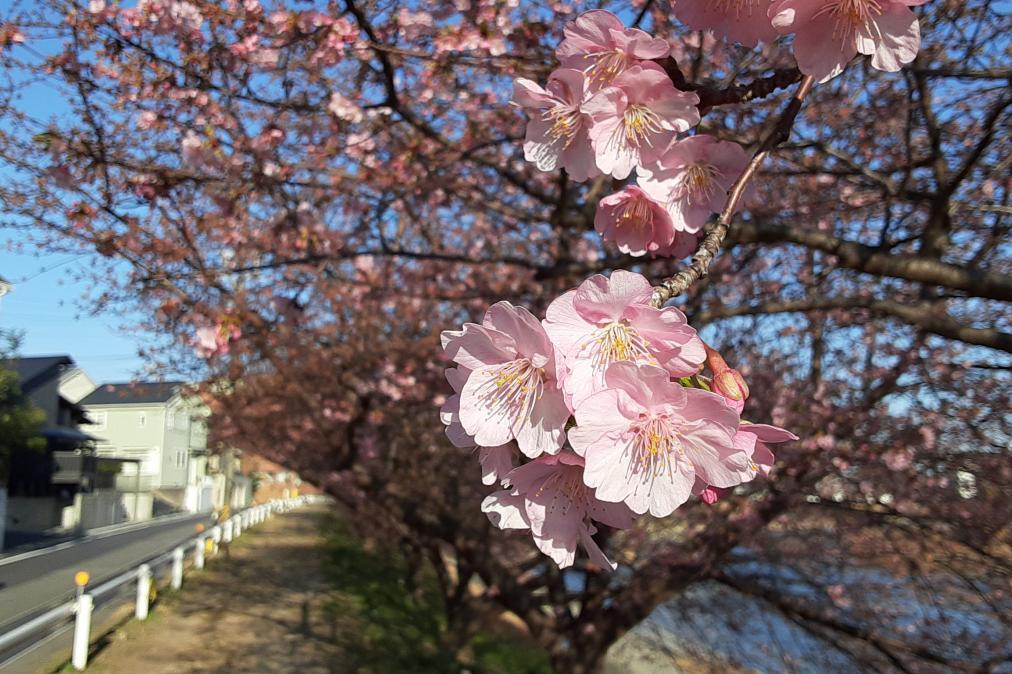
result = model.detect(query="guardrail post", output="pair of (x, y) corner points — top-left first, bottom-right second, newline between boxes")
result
(194, 536), (205, 569)
(71, 593), (93, 670)
(135, 564), (151, 620)
(171, 547), (184, 590)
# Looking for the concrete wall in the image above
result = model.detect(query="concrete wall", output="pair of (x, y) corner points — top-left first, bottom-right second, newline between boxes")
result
(61, 490), (130, 530)
(5, 496), (63, 532)
(122, 492), (153, 522)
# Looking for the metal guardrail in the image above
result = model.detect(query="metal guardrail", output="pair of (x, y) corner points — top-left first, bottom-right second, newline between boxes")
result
(0, 496), (318, 671)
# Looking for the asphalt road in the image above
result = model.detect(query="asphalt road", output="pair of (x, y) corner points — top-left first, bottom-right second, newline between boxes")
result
(0, 512), (213, 634)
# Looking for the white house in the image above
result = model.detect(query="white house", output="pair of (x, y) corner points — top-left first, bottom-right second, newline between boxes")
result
(80, 382), (214, 518)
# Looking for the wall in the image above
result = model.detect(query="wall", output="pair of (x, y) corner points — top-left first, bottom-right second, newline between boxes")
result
(61, 489), (130, 530)
(159, 398), (192, 489)
(5, 496), (63, 532)
(87, 403), (167, 487)
(122, 492), (153, 522)
(58, 368), (96, 404)
(25, 377), (60, 429)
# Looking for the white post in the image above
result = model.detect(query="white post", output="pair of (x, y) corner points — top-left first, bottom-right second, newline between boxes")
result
(171, 547), (184, 590)
(135, 564), (151, 620)
(223, 519), (233, 543)
(194, 536), (205, 569)
(233, 515), (242, 538)
(71, 594), (93, 670)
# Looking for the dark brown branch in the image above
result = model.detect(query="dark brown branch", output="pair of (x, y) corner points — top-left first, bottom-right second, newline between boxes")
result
(696, 296), (1012, 352)
(729, 220), (1012, 302)
(651, 75), (815, 307)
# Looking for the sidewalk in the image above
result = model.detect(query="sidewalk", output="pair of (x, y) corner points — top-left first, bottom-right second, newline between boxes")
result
(84, 505), (344, 674)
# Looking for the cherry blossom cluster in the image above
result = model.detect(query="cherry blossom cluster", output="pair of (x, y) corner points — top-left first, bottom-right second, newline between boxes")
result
(673, 0), (924, 84)
(514, 10), (749, 259)
(671, 1), (924, 83)
(514, 6), (924, 260)
(441, 271), (796, 569)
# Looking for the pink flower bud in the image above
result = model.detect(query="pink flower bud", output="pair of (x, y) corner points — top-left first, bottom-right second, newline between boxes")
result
(713, 369), (749, 402)
(700, 486), (725, 505)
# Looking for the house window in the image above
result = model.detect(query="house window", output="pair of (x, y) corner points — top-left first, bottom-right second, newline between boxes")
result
(138, 412), (146, 428)
(88, 411), (107, 431)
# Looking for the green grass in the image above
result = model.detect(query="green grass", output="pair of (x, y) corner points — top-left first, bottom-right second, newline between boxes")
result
(319, 516), (551, 674)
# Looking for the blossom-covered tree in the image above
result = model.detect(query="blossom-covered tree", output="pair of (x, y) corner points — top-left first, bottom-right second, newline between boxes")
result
(1, 1), (1008, 672)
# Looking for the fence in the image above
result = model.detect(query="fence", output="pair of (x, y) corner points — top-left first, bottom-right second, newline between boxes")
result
(0, 496), (316, 671)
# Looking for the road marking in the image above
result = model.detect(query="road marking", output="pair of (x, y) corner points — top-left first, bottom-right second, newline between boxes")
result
(0, 513), (210, 568)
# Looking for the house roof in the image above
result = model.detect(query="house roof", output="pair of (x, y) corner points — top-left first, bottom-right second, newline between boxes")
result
(6, 355), (74, 393)
(80, 381), (185, 406)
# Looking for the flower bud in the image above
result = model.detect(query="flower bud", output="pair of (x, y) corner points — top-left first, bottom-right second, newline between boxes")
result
(700, 486), (725, 505)
(713, 369), (749, 402)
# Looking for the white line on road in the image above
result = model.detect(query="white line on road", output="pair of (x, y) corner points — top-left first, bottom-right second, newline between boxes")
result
(0, 511), (210, 568)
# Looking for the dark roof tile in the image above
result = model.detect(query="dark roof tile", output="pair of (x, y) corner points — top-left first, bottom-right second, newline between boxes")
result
(80, 381), (185, 406)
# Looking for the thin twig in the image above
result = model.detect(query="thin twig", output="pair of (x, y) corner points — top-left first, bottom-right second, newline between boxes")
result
(651, 75), (816, 307)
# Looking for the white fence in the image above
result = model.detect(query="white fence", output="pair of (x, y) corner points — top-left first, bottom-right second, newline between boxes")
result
(0, 496), (317, 671)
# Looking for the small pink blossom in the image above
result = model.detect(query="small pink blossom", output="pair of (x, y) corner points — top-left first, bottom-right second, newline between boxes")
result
(0, 23), (25, 49)
(544, 270), (705, 408)
(441, 302), (570, 458)
(583, 63), (700, 180)
(674, 0), (778, 47)
(556, 10), (670, 89)
(327, 91), (363, 123)
(482, 451), (636, 569)
(770, 0), (926, 83)
(638, 135), (749, 233)
(568, 362), (742, 517)
(513, 69), (599, 182)
(193, 323), (240, 357)
(137, 111), (159, 130)
(729, 422), (797, 480)
(699, 485), (725, 504)
(594, 186), (676, 257)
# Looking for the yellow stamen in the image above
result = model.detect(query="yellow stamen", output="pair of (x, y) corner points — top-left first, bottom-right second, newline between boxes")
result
(813, 0), (883, 39)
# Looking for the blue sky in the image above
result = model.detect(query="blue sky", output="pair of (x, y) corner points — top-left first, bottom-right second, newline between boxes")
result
(0, 13), (153, 384)
(1, 235), (150, 383)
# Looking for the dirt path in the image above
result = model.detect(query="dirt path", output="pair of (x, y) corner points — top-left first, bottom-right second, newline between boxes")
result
(84, 505), (345, 674)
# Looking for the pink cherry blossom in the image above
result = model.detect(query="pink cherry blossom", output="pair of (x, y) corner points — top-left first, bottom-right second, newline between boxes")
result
(193, 323), (240, 357)
(582, 63), (700, 180)
(439, 365), (515, 485)
(594, 186), (676, 257)
(328, 91), (363, 123)
(729, 423), (798, 480)
(568, 362), (742, 517)
(543, 271), (705, 409)
(770, 0), (926, 83)
(482, 451), (636, 569)
(513, 69), (599, 182)
(674, 0), (778, 47)
(638, 135), (749, 233)
(441, 301), (570, 458)
(555, 10), (670, 89)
